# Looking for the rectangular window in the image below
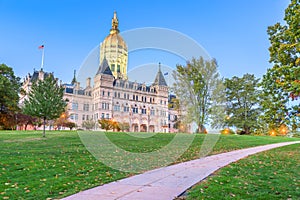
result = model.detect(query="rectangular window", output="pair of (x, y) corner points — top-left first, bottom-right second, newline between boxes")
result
(83, 104), (89, 111)
(70, 114), (75, 120)
(82, 114), (85, 120)
(124, 106), (129, 112)
(111, 64), (115, 72)
(117, 65), (120, 72)
(106, 113), (109, 119)
(108, 92), (110, 97)
(101, 113), (105, 119)
(114, 105), (120, 111)
(102, 90), (105, 96)
(133, 107), (138, 114)
(142, 108), (147, 114)
(72, 102), (78, 110)
(150, 109), (155, 116)
(86, 115), (89, 120)
(95, 103), (98, 110)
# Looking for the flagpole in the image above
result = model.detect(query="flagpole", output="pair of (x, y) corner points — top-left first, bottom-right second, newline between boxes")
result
(168, 72), (170, 94)
(41, 47), (44, 71)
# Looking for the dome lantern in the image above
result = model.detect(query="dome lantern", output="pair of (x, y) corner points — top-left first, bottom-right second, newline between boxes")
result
(110, 11), (120, 34)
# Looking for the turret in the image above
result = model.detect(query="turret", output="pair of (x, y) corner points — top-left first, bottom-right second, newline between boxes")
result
(71, 70), (77, 85)
(153, 62), (168, 87)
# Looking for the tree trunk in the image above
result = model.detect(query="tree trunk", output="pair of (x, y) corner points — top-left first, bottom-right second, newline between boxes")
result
(244, 125), (250, 135)
(43, 117), (46, 137)
(198, 123), (205, 133)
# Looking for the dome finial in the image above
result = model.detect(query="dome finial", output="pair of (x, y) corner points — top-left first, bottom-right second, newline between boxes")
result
(110, 11), (119, 34)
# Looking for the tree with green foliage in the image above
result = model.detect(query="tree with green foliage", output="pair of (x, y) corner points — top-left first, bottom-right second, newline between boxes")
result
(0, 64), (22, 129)
(260, 71), (290, 130)
(23, 75), (66, 137)
(225, 74), (261, 134)
(261, 0), (300, 130)
(118, 122), (129, 132)
(82, 120), (96, 130)
(172, 57), (224, 132)
(65, 121), (76, 130)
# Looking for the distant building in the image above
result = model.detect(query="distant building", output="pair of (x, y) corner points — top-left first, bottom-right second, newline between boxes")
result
(19, 69), (55, 106)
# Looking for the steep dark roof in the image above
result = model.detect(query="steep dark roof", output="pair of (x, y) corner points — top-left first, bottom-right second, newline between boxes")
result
(96, 57), (113, 76)
(30, 71), (39, 82)
(153, 66), (168, 86)
(113, 79), (157, 93)
(30, 70), (52, 82)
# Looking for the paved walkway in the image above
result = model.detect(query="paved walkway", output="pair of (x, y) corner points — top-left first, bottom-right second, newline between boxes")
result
(63, 141), (300, 200)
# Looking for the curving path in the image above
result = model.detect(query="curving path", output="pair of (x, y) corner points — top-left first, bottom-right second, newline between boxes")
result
(63, 141), (300, 200)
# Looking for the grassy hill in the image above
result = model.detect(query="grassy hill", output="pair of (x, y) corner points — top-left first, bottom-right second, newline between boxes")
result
(0, 131), (298, 199)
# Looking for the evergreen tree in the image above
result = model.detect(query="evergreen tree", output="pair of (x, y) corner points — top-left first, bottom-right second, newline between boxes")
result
(23, 75), (66, 137)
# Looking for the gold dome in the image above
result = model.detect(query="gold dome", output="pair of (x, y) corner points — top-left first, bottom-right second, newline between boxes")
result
(99, 11), (128, 80)
(102, 32), (127, 51)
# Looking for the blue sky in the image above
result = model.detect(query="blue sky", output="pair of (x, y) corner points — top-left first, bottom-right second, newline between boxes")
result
(0, 0), (289, 84)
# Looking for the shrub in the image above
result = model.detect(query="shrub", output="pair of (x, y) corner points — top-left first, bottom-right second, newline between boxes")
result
(220, 128), (235, 135)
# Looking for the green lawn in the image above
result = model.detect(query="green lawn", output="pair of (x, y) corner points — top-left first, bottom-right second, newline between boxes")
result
(186, 143), (300, 200)
(0, 131), (298, 199)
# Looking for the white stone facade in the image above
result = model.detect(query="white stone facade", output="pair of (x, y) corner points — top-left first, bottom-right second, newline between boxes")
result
(65, 65), (170, 132)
